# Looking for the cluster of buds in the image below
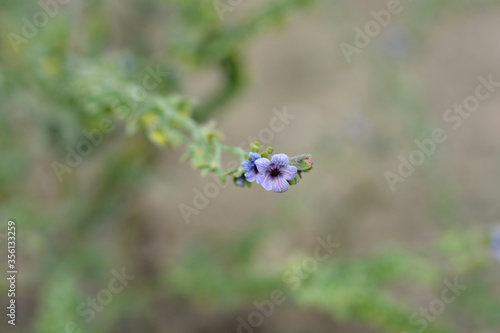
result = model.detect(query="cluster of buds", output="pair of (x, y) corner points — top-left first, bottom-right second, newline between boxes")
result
(228, 142), (313, 193)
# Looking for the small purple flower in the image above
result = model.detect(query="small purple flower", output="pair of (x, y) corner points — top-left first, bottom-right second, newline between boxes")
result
(242, 152), (262, 183)
(255, 154), (297, 193)
(492, 227), (500, 260)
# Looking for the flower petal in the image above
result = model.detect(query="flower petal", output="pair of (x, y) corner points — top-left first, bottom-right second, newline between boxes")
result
(272, 153), (289, 167)
(255, 172), (262, 184)
(272, 176), (290, 193)
(259, 172), (273, 191)
(256, 172), (265, 185)
(281, 165), (298, 181)
(249, 152), (261, 161)
(242, 161), (253, 171)
(255, 158), (271, 173)
(244, 168), (258, 182)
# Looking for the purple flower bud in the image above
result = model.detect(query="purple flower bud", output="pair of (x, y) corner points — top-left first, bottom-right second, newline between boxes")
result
(255, 154), (297, 193)
(304, 156), (313, 170)
(234, 175), (247, 188)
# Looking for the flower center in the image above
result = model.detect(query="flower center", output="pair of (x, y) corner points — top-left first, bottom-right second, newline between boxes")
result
(270, 168), (281, 177)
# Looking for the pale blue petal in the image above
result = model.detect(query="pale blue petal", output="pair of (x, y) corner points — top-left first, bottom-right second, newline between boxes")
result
(256, 173), (265, 185)
(260, 172), (273, 191)
(244, 168), (258, 182)
(242, 161), (253, 171)
(272, 176), (290, 193)
(255, 158), (271, 173)
(281, 165), (297, 180)
(256, 172), (263, 184)
(249, 152), (261, 161)
(272, 153), (289, 167)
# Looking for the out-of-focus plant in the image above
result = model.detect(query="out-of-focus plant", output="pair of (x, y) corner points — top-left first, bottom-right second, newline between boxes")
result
(166, 225), (496, 333)
(1, 0), (315, 192)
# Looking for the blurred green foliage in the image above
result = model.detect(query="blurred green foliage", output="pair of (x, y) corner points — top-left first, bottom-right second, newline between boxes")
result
(0, 0), (499, 333)
(167, 223), (495, 333)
